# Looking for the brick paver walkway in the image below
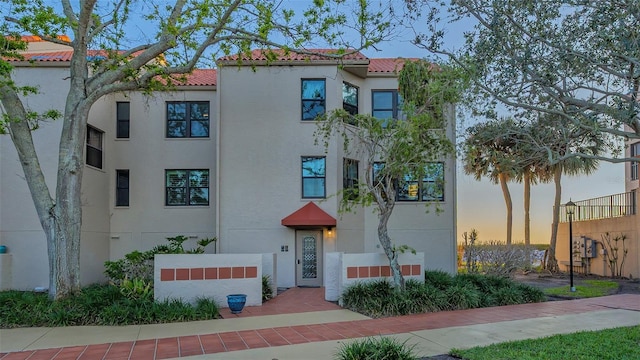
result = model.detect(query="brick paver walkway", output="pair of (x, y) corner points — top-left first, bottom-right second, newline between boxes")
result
(1, 290), (639, 360)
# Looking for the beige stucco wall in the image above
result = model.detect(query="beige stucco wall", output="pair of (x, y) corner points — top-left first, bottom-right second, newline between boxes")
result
(104, 89), (218, 260)
(217, 63), (457, 287)
(556, 213), (639, 279)
(0, 65), (110, 289)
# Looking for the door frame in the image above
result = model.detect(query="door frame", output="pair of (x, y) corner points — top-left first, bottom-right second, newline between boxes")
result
(295, 229), (323, 287)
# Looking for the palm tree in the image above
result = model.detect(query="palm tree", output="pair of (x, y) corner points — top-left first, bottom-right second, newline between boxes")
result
(526, 115), (602, 272)
(463, 117), (520, 244)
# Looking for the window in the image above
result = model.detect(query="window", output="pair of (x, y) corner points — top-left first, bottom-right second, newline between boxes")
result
(373, 162), (445, 202)
(86, 126), (103, 169)
(343, 82), (359, 116)
(165, 169), (209, 206)
(166, 102), (210, 138)
(116, 170), (129, 206)
(420, 162), (445, 202)
(631, 142), (640, 181)
(301, 79), (326, 120)
(116, 102), (130, 138)
(302, 157), (326, 198)
(372, 90), (404, 125)
(343, 158), (359, 200)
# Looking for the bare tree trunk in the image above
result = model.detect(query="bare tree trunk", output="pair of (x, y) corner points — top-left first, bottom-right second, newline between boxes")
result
(2, 78), (85, 299)
(498, 172), (513, 244)
(377, 206), (404, 290)
(546, 166), (562, 272)
(524, 171), (530, 245)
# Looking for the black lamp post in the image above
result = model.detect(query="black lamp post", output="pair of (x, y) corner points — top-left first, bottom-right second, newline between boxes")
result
(566, 199), (576, 292)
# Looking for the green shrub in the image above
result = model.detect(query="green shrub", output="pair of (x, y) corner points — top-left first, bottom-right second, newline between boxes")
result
(444, 283), (481, 310)
(0, 284), (220, 328)
(104, 235), (217, 284)
(489, 285), (524, 306)
(334, 337), (418, 360)
(262, 275), (274, 302)
(424, 270), (454, 290)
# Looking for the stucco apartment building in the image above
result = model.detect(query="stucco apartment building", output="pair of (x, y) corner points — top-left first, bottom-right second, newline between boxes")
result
(556, 138), (639, 279)
(0, 38), (457, 291)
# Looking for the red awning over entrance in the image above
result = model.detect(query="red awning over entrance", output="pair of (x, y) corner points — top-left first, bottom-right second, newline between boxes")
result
(281, 201), (337, 228)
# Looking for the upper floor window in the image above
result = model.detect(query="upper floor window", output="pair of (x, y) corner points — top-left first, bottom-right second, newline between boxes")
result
(301, 79), (326, 120)
(631, 142), (639, 181)
(166, 169), (209, 206)
(343, 158), (359, 200)
(86, 125), (103, 169)
(167, 102), (210, 138)
(343, 82), (359, 116)
(372, 90), (404, 126)
(116, 102), (130, 139)
(372, 162), (445, 202)
(116, 170), (130, 207)
(302, 156), (326, 198)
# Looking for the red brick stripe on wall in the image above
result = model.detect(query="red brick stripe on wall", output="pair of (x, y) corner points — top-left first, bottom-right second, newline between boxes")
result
(412, 264), (421, 276)
(232, 267), (244, 279)
(176, 268), (190, 280)
(160, 266), (258, 281)
(205, 267), (218, 279)
(191, 268), (204, 280)
(161, 268), (175, 281)
(245, 266), (258, 278)
(344, 264), (422, 279)
(219, 267), (232, 279)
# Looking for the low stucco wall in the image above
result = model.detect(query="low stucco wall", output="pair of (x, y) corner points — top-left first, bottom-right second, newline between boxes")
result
(325, 252), (425, 301)
(154, 253), (276, 307)
(557, 215), (639, 279)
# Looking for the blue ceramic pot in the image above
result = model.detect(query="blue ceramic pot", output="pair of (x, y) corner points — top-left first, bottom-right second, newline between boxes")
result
(226, 294), (247, 314)
(0, 245), (6, 254)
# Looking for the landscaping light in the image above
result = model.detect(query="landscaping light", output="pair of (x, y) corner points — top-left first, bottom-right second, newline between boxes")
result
(566, 199), (576, 292)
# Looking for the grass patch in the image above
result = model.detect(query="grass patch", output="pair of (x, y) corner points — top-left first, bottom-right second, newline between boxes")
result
(0, 284), (220, 328)
(334, 337), (418, 360)
(544, 279), (619, 298)
(340, 272), (545, 318)
(451, 325), (640, 360)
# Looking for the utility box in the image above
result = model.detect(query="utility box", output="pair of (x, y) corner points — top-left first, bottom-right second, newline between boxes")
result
(572, 237), (597, 261)
(572, 237), (583, 262)
(584, 238), (596, 258)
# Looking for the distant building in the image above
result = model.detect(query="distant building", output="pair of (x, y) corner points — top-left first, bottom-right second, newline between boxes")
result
(0, 38), (457, 291)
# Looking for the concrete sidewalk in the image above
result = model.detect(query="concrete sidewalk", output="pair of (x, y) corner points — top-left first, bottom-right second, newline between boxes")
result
(1, 293), (639, 360)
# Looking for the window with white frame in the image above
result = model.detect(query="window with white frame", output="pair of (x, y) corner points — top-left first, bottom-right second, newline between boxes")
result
(86, 125), (103, 169)
(165, 169), (210, 206)
(166, 102), (210, 138)
(302, 156), (326, 198)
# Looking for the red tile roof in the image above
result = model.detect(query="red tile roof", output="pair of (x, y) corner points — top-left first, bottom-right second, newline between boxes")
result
(368, 58), (419, 73)
(167, 69), (217, 86)
(7, 50), (216, 86)
(20, 35), (71, 43)
(219, 48), (369, 63)
(281, 202), (337, 227)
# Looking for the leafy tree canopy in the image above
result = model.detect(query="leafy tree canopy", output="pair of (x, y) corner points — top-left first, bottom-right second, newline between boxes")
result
(409, 0), (640, 164)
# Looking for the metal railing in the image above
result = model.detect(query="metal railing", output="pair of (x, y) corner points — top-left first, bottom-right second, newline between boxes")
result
(559, 191), (637, 222)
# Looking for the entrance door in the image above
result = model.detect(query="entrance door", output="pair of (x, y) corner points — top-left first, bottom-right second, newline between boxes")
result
(296, 230), (323, 287)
